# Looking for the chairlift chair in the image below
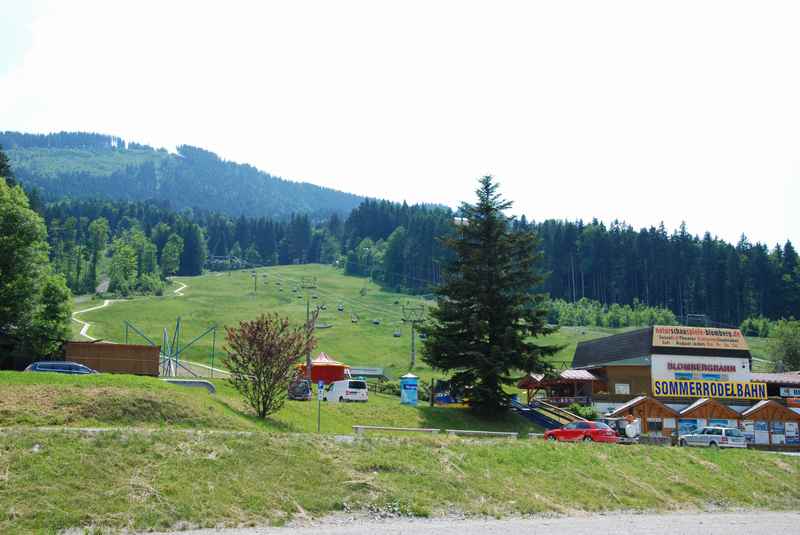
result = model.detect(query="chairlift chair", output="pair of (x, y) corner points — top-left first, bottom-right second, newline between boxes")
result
(337, 304), (345, 312)
(372, 319), (381, 325)
(393, 330), (402, 337)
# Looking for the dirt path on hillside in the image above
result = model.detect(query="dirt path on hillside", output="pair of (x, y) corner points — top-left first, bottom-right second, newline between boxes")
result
(146, 511), (800, 535)
(71, 300), (118, 341)
(71, 280), (189, 341)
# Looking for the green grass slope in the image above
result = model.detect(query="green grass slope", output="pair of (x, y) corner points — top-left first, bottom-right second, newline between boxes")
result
(0, 372), (539, 435)
(74, 265), (437, 380)
(74, 264), (609, 382)
(0, 372), (256, 430)
(1, 430), (798, 533)
(70, 262), (779, 390)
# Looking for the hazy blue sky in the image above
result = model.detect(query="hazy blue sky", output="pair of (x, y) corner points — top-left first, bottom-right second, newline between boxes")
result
(1, 1), (798, 246)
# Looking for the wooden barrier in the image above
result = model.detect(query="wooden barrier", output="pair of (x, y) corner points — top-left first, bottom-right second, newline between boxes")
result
(445, 429), (518, 438)
(65, 341), (159, 376)
(352, 426), (523, 439)
(352, 425), (439, 436)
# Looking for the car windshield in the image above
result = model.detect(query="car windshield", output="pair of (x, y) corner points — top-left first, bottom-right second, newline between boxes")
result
(725, 428), (743, 437)
(593, 422), (611, 430)
(348, 381), (367, 390)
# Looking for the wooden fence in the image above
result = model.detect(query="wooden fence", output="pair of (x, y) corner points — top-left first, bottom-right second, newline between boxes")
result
(64, 341), (160, 376)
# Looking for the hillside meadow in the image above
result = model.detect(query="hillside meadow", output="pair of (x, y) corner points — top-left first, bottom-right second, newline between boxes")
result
(72, 265), (778, 380)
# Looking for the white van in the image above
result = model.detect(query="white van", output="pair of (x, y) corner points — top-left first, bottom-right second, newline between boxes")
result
(323, 380), (368, 403)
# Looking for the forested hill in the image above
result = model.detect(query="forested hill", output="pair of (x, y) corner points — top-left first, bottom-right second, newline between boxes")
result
(0, 131), (364, 219)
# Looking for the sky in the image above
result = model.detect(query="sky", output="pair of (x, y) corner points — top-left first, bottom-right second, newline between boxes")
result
(1, 1), (798, 246)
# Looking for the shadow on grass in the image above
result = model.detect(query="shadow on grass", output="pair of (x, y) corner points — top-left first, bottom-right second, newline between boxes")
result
(210, 394), (299, 433)
(415, 403), (538, 433)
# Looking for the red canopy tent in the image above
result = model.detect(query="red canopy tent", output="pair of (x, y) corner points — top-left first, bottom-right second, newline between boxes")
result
(297, 352), (351, 384)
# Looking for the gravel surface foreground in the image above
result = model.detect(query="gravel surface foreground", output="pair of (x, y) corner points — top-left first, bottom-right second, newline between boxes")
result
(149, 511), (800, 535)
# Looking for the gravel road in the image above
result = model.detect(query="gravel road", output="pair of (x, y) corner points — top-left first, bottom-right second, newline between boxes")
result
(149, 511), (800, 535)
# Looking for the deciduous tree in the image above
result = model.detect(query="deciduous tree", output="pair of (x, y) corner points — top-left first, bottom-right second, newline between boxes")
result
(0, 176), (71, 360)
(224, 311), (318, 418)
(771, 320), (800, 370)
(161, 234), (183, 278)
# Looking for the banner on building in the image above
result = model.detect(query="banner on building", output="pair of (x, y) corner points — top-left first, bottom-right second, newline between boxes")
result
(754, 421), (769, 445)
(652, 379), (767, 400)
(651, 354), (750, 382)
(786, 422), (799, 445)
(652, 326), (749, 351)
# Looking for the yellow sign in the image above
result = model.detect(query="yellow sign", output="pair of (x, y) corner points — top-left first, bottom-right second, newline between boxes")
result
(652, 379), (767, 400)
(652, 326), (749, 351)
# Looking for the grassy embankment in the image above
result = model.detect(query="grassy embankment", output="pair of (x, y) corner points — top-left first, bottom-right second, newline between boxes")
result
(1, 429), (799, 534)
(0, 372), (536, 435)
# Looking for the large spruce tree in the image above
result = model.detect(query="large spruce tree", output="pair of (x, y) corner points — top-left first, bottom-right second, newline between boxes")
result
(421, 176), (559, 413)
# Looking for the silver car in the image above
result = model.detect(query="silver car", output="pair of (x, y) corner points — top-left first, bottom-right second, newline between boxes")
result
(678, 426), (746, 449)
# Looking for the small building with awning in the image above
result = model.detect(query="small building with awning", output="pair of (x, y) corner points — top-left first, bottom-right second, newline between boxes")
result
(749, 372), (800, 398)
(678, 398), (741, 435)
(517, 368), (603, 405)
(297, 352), (350, 384)
(607, 395), (679, 438)
(740, 399), (800, 446)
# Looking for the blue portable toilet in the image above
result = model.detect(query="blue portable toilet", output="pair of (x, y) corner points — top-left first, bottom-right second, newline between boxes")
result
(400, 373), (419, 405)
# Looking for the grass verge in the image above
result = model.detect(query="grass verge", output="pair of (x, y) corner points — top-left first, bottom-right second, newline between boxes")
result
(0, 372), (540, 435)
(0, 430), (798, 533)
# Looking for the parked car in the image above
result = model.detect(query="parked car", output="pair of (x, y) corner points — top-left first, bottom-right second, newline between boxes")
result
(544, 421), (619, 443)
(24, 361), (97, 375)
(323, 379), (368, 403)
(288, 379), (312, 401)
(678, 426), (746, 449)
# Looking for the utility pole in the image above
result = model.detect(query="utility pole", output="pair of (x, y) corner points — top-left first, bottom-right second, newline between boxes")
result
(301, 275), (318, 379)
(402, 302), (425, 369)
(251, 270), (257, 294)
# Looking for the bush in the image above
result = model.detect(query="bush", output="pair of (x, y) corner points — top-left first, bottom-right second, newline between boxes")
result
(567, 403), (597, 420)
(136, 273), (165, 295)
(770, 319), (800, 370)
(547, 298), (677, 328)
(740, 316), (773, 338)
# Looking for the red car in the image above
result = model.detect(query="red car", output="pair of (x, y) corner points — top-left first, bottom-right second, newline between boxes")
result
(544, 421), (619, 443)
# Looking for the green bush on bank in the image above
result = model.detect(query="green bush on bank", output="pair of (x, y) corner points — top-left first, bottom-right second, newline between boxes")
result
(547, 298), (677, 328)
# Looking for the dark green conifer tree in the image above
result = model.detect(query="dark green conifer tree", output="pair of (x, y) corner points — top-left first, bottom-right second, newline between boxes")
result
(421, 176), (559, 413)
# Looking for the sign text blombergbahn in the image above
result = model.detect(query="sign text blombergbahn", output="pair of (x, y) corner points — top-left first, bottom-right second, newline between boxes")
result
(666, 362), (737, 373)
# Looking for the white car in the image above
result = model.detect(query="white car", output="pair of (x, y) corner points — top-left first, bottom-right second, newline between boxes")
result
(323, 380), (368, 403)
(679, 426), (746, 449)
